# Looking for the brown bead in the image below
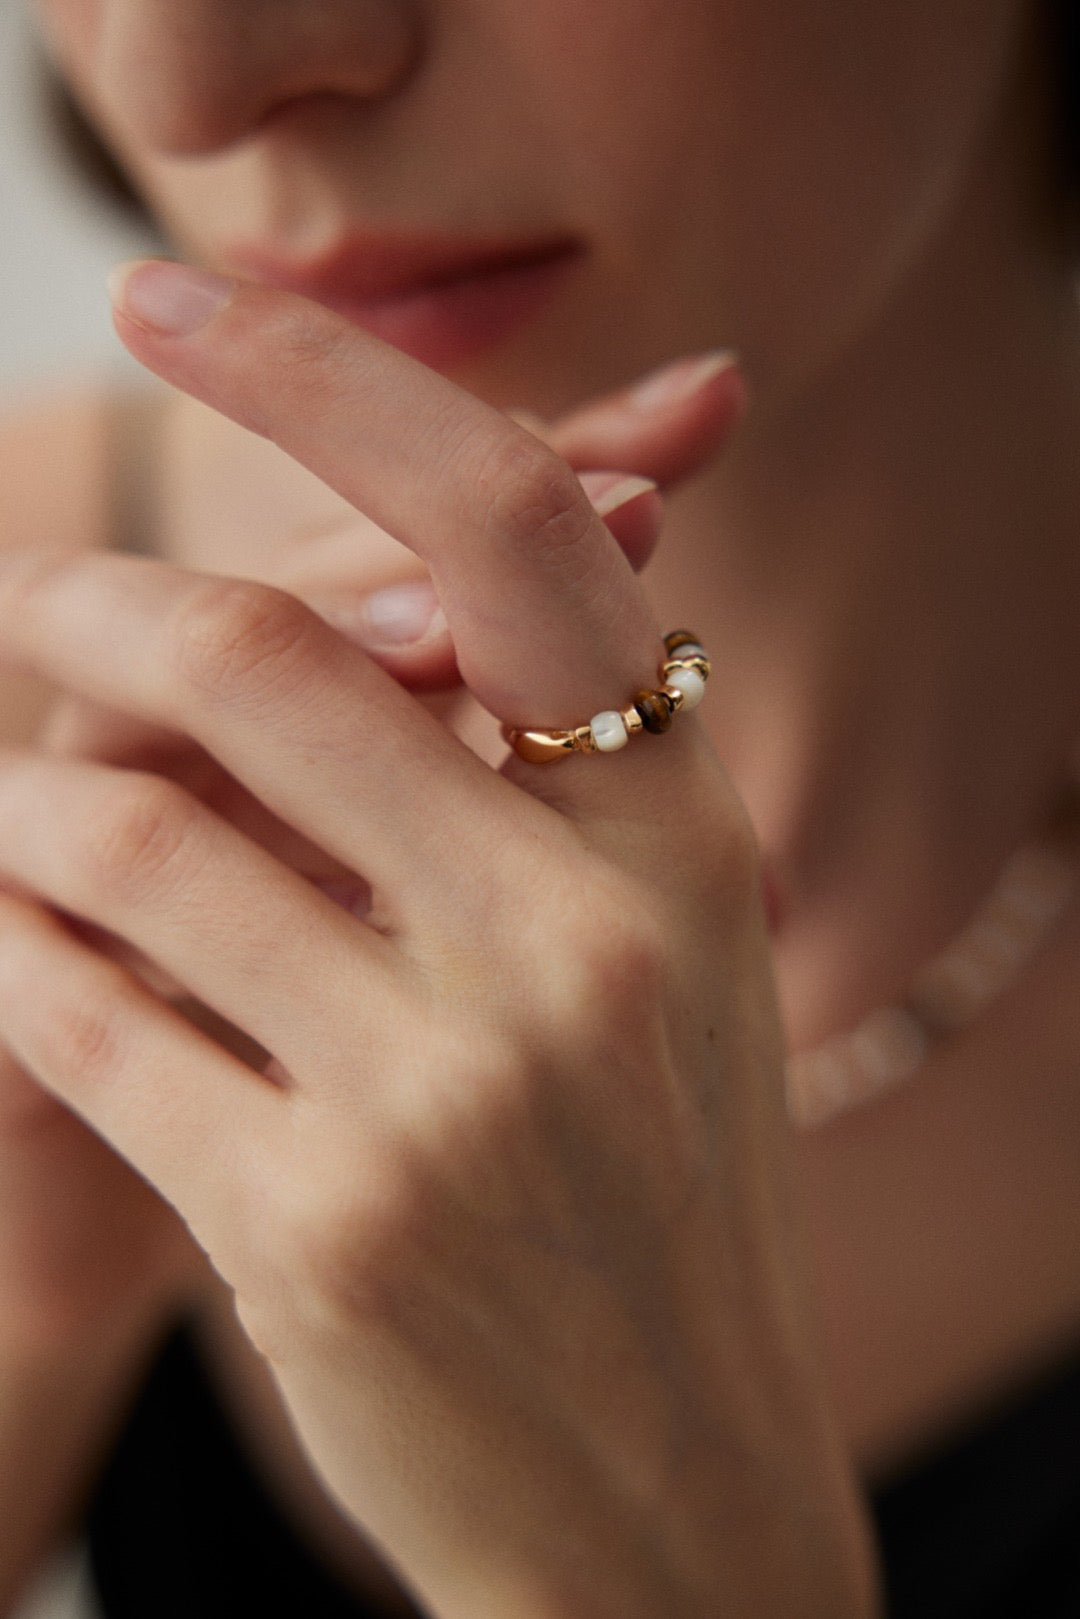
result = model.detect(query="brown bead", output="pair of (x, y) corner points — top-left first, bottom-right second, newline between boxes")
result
(633, 688), (674, 733)
(663, 629), (701, 656)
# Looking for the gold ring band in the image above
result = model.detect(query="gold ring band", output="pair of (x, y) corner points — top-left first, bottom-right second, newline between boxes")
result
(503, 631), (710, 765)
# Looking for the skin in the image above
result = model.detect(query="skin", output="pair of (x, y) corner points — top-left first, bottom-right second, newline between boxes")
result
(2, 0), (1080, 1610)
(31, 0), (1080, 1012)
(0, 285), (874, 1617)
(33, 0), (1031, 407)
(0, 365), (753, 1617)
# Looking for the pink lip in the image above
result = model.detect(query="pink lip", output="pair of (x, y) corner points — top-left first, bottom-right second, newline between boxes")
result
(225, 232), (584, 368)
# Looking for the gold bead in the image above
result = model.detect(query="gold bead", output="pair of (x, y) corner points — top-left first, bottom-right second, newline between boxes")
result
(503, 631), (709, 763)
(661, 655), (710, 682)
(506, 728), (579, 763)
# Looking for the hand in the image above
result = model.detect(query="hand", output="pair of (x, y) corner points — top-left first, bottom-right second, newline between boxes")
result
(0, 345), (739, 1360)
(294, 345), (744, 693)
(45, 342), (743, 762)
(0, 266), (874, 1618)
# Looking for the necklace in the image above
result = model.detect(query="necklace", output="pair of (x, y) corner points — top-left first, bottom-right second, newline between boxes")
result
(785, 769), (1080, 1129)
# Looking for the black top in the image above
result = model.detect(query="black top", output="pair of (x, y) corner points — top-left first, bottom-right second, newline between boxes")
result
(86, 1322), (1080, 1618)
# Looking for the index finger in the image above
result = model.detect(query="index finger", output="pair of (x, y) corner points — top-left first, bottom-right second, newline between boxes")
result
(108, 260), (664, 732)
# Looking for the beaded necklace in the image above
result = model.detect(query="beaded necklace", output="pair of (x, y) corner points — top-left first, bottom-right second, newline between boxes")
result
(784, 767), (1080, 1128)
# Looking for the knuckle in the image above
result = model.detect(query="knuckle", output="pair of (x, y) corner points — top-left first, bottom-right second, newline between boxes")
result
(307, 1217), (397, 1327)
(38, 966), (130, 1089)
(515, 869), (671, 1038)
(0, 548), (82, 619)
(479, 437), (595, 570)
(170, 578), (322, 711)
(279, 1147), (436, 1331)
(572, 894), (668, 1015)
(77, 774), (201, 903)
(697, 788), (764, 913)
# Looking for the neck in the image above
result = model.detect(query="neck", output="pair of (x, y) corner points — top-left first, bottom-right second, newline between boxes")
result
(645, 120), (1080, 1047)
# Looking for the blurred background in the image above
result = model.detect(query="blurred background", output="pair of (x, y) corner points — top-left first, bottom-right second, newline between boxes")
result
(1, 8), (159, 1612)
(0, 0), (155, 400)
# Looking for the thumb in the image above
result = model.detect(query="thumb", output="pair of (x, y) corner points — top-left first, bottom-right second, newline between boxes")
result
(516, 351), (745, 487)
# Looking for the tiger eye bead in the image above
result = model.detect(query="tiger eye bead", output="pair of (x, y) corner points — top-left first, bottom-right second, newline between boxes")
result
(506, 630), (709, 762)
(633, 688), (675, 733)
(663, 629), (702, 656)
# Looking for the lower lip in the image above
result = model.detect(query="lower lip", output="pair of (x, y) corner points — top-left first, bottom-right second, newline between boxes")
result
(312, 251), (580, 369)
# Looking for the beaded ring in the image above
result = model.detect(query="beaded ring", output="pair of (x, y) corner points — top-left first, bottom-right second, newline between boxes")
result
(504, 631), (711, 764)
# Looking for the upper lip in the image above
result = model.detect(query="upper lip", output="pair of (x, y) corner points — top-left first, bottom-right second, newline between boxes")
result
(224, 230), (584, 303)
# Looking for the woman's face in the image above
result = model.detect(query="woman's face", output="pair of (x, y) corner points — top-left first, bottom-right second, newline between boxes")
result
(34, 0), (1034, 413)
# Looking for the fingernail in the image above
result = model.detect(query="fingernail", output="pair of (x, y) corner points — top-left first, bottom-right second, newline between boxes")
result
(629, 350), (738, 412)
(506, 408), (550, 437)
(355, 580), (446, 647)
(587, 474), (658, 517)
(108, 259), (235, 336)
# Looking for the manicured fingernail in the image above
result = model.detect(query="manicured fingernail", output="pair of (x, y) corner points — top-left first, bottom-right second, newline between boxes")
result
(629, 350), (738, 412)
(354, 580), (446, 647)
(586, 474), (658, 517)
(108, 259), (235, 336)
(506, 408), (550, 436)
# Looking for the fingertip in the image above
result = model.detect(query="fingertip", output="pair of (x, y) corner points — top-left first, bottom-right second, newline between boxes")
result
(586, 473), (658, 516)
(306, 583), (462, 692)
(107, 259), (235, 339)
(578, 472), (664, 571)
(626, 349), (742, 414)
(547, 354), (747, 489)
(361, 632), (461, 692)
(606, 486), (664, 572)
(505, 408), (552, 441)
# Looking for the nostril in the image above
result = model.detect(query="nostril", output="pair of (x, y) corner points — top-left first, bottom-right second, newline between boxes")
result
(104, 63), (276, 157)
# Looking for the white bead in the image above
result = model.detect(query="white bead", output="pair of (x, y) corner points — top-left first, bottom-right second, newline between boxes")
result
(663, 667), (706, 710)
(589, 710), (629, 752)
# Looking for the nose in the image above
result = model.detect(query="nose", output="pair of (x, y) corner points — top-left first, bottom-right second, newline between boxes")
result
(96, 0), (422, 155)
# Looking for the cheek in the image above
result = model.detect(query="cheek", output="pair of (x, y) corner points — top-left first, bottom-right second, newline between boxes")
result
(516, 0), (1026, 388)
(34, 0), (1030, 410)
